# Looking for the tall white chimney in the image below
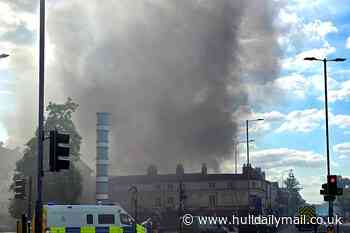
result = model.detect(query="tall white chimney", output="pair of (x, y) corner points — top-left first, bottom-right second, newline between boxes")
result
(96, 112), (110, 203)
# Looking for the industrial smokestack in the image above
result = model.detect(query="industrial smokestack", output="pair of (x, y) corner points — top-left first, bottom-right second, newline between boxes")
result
(96, 112), (110, 204)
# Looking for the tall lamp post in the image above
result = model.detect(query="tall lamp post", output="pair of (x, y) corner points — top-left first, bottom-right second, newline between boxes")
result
(246, 118), (264, 167)
(244, 118), (263, 213)
(35, 1), (46, 233)
(234, 140), (254, 174)
(128, 186), (138, 222)
(304, 56), (346, 218)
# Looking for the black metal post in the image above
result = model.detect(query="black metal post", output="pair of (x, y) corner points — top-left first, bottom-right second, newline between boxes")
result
(27, 176), (32, 219)
(323, 59), (334, 219)
(35, 1), (45, 233)
(134, 190), (138, 222)
(178, 180), (183, 233)
(246, 120), (249, 166)
(324, 59), (330, 178)
(234, 143), (238, 174)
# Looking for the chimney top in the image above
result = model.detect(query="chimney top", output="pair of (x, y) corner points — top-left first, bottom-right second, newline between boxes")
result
(176, 163), (184, 176)
(147, 165), (158, 176)
(201, 163), (207, 175)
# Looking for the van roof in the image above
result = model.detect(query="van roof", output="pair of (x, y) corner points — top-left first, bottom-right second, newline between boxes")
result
(44, 204), (128, 213)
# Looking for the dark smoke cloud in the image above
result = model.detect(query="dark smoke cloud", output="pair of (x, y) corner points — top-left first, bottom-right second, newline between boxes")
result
(42, 0), (280, 174)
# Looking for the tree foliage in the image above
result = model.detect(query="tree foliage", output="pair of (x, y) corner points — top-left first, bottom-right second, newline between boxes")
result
(284, 170), (305, 215)
(9, 98), (83, 218)
(284, 170), (302, 193)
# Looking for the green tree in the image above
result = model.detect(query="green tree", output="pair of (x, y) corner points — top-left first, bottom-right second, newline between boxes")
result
(284, 170), (305, 216)
(9, 98), (83, 218)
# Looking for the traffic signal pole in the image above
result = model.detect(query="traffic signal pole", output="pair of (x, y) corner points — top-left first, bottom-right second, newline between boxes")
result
(35, 1), (45, 233)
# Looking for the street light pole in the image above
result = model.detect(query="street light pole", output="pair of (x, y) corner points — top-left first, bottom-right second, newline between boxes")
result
(245, 118), (264, 167)
(234, 140), (254, 174)
(323, 59), (331, 177)
(128, 186), (138, 222)
(35, 1), (45, 233)
(304, 56), (346, 219)
(246, 120), (249, 166)
(243, 118), (263, 213)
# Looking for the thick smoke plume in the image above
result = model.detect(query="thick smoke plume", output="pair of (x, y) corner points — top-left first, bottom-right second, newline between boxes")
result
(44, 0), (279, 174)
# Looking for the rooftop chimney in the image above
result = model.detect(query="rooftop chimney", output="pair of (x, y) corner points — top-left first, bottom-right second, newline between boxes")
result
(201, 163), (207, 175)
(147, 165), (158, 176)
(176, 163), (184, 176)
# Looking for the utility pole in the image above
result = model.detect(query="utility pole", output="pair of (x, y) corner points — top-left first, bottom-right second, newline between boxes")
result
(35, 1), (45, 233)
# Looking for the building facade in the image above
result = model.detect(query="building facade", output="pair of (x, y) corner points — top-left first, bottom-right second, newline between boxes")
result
(109, 164), (278, 226)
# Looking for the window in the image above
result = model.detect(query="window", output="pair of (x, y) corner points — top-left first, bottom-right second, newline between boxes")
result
(98, 214), (115, 224)
(177, 183), (185, 191)
(86, 214), (93, 224)
(155, 197), (161, 207)
(168, 197), (174, 205)
(167, 184), (174, 191)
(155, 184), (161, 190)
(98, 130), (108, 142)
(209, 182), (216, 189)
(227, 182), (233, 189)
(209, 195), (216, 208)
(252, 181), (257, 188)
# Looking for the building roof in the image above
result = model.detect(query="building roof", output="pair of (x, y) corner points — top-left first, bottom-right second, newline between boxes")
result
(110, 172), (268, 185)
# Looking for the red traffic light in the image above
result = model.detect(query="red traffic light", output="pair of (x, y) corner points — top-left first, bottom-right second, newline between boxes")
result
(328, 175), (337, 183)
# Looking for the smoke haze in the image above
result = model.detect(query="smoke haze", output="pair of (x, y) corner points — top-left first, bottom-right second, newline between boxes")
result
(6, 0), (281, 174)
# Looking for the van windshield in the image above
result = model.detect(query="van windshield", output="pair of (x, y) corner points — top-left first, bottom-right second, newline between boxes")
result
(120, 213), (133, 225)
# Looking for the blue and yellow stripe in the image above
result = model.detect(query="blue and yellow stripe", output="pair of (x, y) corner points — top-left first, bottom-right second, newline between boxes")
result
(50, 224), (147, 233)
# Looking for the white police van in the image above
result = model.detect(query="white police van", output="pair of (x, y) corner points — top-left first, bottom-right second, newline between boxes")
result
(38, 204), (147, 233)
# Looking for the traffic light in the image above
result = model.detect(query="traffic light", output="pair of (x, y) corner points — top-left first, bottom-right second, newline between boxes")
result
(328, 175), (338, 196)
(320, 183), (328, 195)
(14, 178), (26, 199)
(49, 130), (70, 172)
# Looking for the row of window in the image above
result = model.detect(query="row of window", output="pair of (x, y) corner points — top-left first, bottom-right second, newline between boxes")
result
(154, 195), (217, 208)
(152, 182), (265, 190)
(155, 197), (174, 207)
(152, 182), (262, 190)
(86, 213), (132, 225)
